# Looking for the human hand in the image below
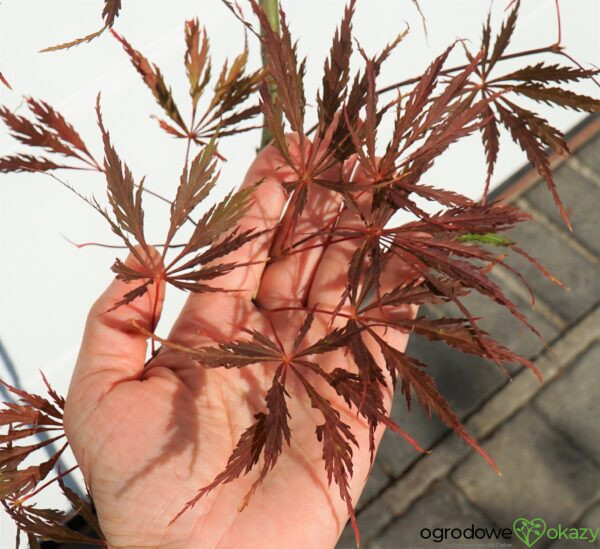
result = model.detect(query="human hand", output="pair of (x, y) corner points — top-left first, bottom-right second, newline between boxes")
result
(64, 141), (418, 549)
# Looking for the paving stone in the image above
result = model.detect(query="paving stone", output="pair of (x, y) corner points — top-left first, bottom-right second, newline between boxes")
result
(336, 496), (396, 548)
(524, 164), (600, 256)
(546, 503), (600, 549)
(535, 340), (600, 465)
(358, 461), (391, 509)
(377, 378), (448, 479)
(435, 281), (561, 362)
(575, 131), (600, 178)
(381, 435), (471, 518)
(468, 305), (600, 442)
(336, 528), (358, 549)
(408, 332), (510, 413)
(452, 407), (600, 528)
(502, 220), (600, 323)
(375, 307), (600, 547)
(580, 504), (600, 534)
(375, 283), (559, 480)
(369, 480), (495, 549)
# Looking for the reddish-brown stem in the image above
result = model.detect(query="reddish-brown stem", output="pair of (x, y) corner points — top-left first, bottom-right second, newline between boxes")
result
(269, 304), (339, 317)
(50, 164), (179, 211)
(554, 0), (562, 45)
(281, 234), (361, 258)
(556, 49), (600, 88)
(269, 305), (405, 337)
(149, 278), (162, 355)
(61, 236), (187, 250)
(133, 182), (186, 214)
(263, 310), (288, 354)
(59, 157), (188, 217)
(290, 211), (342, 250)
(301, 215), (342, 307)
(269, 305), (376, 325)
(76, 164), (178, 211)
(40, 165), (100, 172)
(377, 45), (561, 96)
(184, 137), (192, 171)
(183, 104), (197, 178)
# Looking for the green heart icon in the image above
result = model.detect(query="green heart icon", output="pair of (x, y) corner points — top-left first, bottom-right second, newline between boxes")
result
(513, 518), (547, 547)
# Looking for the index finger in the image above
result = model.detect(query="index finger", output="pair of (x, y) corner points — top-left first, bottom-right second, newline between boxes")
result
(188, 141), (293, 300)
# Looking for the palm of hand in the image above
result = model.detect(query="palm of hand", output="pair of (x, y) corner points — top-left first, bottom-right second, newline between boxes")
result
(64, 145), (416, 549)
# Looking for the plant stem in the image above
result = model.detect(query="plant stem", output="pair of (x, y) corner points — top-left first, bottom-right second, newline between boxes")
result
(377, 44), (561, 95)
(259, 0), (280, 149)
(261, 0), (280, 34)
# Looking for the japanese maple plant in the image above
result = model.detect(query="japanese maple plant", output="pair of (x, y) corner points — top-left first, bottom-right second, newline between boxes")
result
(1, 0), (599, 546)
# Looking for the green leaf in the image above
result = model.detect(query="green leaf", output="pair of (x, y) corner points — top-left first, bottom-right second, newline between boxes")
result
(457, 233), (514, 246)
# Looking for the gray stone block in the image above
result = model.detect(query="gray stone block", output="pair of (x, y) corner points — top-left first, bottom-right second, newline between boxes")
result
(336, 496), (395, 548)
(502, 220), (600, 323)
(580, 504), (600, 534)
(546, 503), (600, 548)
(369, 480), (495, 549)
(408, 332), (509, 414)
(435, 280), (560, 362)
(452, 407), (599, 528)
(336, 528), (358, 549)
(575, 131), (600, 178)
(535, 340), (600, 465)
(524, 164), (600, 256)
(358, 461), (390, 509)
(375, 282), (560, 480)
(377, 388), (447, 479)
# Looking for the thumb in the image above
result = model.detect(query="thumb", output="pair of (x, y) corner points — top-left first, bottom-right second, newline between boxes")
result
(69, 247), (165, 397)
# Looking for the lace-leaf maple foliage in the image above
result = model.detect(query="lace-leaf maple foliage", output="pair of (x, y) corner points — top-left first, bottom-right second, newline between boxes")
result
(1, 0), (599, 546)
(0, 72), (10, 90)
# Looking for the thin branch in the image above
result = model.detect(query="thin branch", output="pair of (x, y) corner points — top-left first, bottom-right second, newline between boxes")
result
(60, 235), (186, 250)
(377, 45), (561, 96)
(554, 0), (562, 45)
